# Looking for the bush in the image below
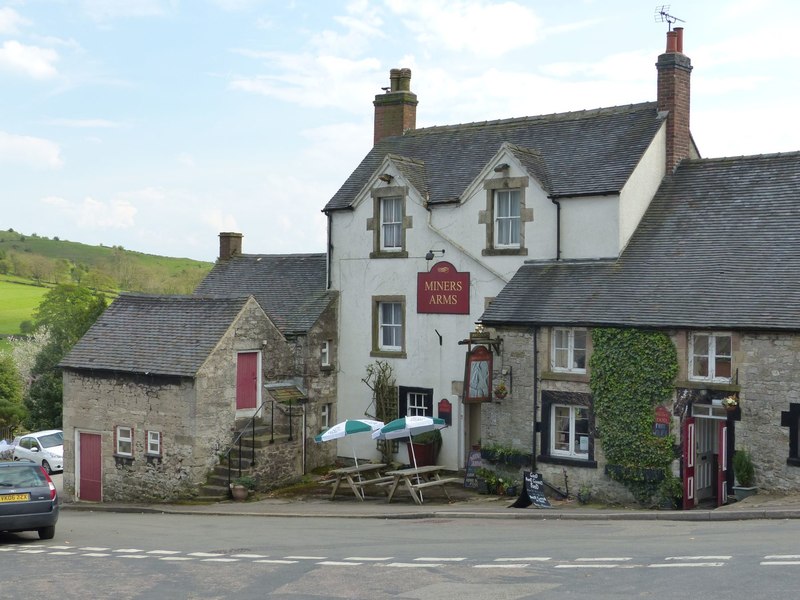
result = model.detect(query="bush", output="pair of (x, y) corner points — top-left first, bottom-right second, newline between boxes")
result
(733, 450), (755, 487)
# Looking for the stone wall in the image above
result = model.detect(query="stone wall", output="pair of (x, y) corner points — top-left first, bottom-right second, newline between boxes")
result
(736, 332), (800, 492)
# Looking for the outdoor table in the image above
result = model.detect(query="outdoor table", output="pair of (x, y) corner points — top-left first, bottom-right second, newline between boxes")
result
(327, 463), (387, 500)
(384, 465), (460, 505)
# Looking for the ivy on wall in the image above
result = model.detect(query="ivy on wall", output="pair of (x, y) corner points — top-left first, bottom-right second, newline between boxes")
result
(589, 328), (678, 504)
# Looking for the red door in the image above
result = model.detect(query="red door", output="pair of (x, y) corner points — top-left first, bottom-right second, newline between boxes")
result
(236, 352), (258, 410)
(682, 417), (695, 510)
(78, 432), (102, 502)
(717, 422), (728, 507)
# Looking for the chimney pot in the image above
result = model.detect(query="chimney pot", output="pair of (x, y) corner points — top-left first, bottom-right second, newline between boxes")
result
(666, 30), (678, 53)
(373, 67), (418, 145)
(674, 27), (684, 53)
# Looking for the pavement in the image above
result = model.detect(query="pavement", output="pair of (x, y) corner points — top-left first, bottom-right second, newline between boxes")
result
(60, 480), (800, 521)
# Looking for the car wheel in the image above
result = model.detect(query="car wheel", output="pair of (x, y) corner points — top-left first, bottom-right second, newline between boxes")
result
(41, 460), (52, 474)
(38, 526), (56, 540)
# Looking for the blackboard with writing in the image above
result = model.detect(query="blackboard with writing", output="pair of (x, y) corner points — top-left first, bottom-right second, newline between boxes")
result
(463, 448), (483, 489)
(509, 470), (552, 509)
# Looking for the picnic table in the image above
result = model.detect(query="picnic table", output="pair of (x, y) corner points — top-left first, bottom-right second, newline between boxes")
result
(384, 465), (460, 505)
(326, 463), (389, 500)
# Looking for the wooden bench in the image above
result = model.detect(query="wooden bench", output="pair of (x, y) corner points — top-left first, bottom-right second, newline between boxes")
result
(410, 477), (460, 490)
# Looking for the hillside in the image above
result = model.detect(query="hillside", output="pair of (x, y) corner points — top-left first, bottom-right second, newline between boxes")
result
(0, 229), (213, 335)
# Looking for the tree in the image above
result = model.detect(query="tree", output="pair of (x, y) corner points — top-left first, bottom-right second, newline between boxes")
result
(0, 352), (26, 428)
(24, 284), (107, 429)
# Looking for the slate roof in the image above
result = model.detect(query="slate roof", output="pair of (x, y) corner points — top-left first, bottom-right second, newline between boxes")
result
(60, 295), (254, 377)
(324, 102), (665, 211)
(481, 152), (800, 332)
(193, 253), (333, 335)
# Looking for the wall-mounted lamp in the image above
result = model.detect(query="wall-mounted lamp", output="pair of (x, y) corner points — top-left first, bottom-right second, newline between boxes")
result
(378, 173), (394, 183)
(493, 163), (510, 172)
(425, 249), (445, 261)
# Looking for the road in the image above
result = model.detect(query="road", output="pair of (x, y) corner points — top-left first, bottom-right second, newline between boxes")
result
(2, 507), (800, 599)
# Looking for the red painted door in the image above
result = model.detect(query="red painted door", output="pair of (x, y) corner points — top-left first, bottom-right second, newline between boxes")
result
(236, 352), (258, 410)
(682, 417), (695, 510)
(717, 422), (728, 507)
(79, 432), (102, 502)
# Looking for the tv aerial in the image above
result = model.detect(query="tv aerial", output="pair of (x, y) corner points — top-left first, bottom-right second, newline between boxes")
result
(654, 5), (685, 30)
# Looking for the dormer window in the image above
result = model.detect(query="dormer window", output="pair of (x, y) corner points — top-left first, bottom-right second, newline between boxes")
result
(494, 189), (521, 247)
(481, 175), (531, 256)
(369, 185), (410, 258)
(381, 197), (403, 251)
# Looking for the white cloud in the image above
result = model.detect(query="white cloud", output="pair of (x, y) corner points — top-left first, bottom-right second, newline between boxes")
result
(0, 40), (59, 79)
(80, 0), (174, 22)
(385, 0), (543, 58)
(229, 51), (381, 112)
(0, 131), (63, 168)
(202, 208), (239, 232)
(41, 195), (137, 229)
(46, 118), (123, 128)
(0, 7), (30, 35)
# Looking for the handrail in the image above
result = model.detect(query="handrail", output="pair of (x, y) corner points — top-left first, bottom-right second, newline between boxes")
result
(222, 398), (271, 490)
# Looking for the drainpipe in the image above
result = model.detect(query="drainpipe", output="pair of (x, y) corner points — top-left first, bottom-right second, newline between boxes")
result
(532, 326), (539, 470)
(550, 197), (561, 261)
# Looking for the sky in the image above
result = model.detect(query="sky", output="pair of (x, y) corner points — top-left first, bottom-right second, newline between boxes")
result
(1, 0), (798, 262)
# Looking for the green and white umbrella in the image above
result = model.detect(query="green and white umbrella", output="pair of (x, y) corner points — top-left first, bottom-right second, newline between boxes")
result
(314, 419), (384, 478)
(372, 415), (447, 472)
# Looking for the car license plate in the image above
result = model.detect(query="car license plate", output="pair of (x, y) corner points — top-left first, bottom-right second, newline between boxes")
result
(0, 493), (31, 503)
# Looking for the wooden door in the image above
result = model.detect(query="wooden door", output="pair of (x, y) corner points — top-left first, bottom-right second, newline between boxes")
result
(682, 417), (695, 510)
(717, 422), (728, 507)
(78, 432), (102, 502)
(236, 351), (259, 410)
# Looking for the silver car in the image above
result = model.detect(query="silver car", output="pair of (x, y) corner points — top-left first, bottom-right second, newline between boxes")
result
(13, 430), (63, 474)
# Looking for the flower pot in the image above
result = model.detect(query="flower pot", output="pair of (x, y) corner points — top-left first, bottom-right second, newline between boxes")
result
(733, 485), (758, 501)
(230, 484), (249, 501)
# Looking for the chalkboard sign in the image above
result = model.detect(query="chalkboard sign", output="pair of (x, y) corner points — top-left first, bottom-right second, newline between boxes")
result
(509, 471), (552, 509)
(463, 448), (483, 489)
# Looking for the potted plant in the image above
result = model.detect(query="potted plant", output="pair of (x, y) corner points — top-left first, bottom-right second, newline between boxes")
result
(493, 381), (508, 400)
(732, 449), (757, 500)
(721, 394), (739, 413)
(408, 429), (442, 467)
(230, 474), (256, 501)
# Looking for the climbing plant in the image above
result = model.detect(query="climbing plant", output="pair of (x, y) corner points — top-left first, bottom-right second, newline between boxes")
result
(362, 361), (397, 464)
(589, 328), (678, 505)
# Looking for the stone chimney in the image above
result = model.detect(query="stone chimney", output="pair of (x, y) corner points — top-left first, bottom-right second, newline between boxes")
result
(373, 68), (417, 145)
(218, 232), (242, 261)
(656, 27), (692, 173)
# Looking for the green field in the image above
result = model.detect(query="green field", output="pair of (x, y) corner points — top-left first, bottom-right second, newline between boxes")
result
(0, 277), (51, 334)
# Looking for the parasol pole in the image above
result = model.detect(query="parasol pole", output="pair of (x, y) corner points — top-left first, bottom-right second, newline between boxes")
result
(409, 434), (424, 502)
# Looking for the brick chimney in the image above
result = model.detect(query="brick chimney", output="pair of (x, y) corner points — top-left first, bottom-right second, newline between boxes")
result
(218, 232), (242, 261)
(656, 27), (692, 173)
(373, 68), (417, 145)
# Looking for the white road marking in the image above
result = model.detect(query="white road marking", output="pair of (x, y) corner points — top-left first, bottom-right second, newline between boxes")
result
(318, 561), (362, 566)
(556, 564), (618, 569)
(47, 545), (73, 550)
(345, 556), (393, 561)
(576, 557), (632, 562)
(761, 561), (800, 566)
(475, 563), (529, 569)
(118, 554), (149, 559)
(114, 548), (143, 553)
(253, 559), (298, 564)
(765, 555), (800, 560)
(414, 557), (465, 562)
(188, 552), (226, 557)
(201, 558), (240, 562)
(285, 555), (326, 560)
(17, 549), (47, 554)
(83, 552), (111, 557)
(231, 554), (268, 559)
(80, 547), (109, 551)
(495, 557), (550, 562)
(649, 562), (724, 568)
(147, 550), (181, 555)
(665, 555), (731, 561)
(49, 551), (78, 555)
(160, 556), (194, 561)
(385, 562), (443, 568)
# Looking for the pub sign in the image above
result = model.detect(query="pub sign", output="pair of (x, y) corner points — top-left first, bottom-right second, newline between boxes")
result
(417, 261), (470, 314)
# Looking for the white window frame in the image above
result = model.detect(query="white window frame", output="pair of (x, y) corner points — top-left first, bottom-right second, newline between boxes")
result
(321, 403), (332, 430)
(116, 426), (133, 457)
(689, 332), (732, 383)
(147, 430), (161, 456)
(378, 301), (403, 351)
(550, 404), (590, 459)
(406, 392), (428, 417)
(321, 340), (331, 367)
(494, 189), (521, 248)
(551, 327), (587, 373)
(380, 196), (403, 251)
